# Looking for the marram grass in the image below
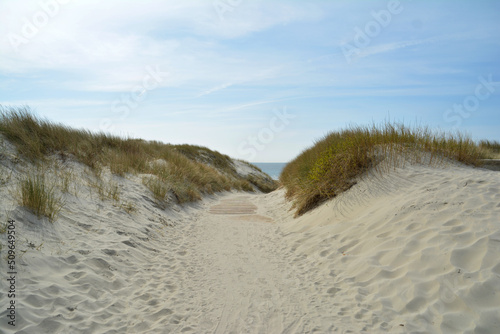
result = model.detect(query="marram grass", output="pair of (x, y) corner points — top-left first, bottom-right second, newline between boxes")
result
(479, 140), (500, 158)
(143, 176), (170, 208)
(1, 106), (277, 220)
(17, 172), (63, 222)
(280, 123), (486, 216)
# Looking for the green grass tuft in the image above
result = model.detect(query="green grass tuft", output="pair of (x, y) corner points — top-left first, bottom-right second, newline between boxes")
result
(17, 172), (63, 222)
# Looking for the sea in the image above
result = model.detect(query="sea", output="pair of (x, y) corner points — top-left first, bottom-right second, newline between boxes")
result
(253, 162), (288, 180)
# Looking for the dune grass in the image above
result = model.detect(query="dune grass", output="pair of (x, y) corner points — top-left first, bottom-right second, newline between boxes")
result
(17, 172), (63, 222)
(0, 106), (276, 214)
(89, 178), (120, 202)
(172, 144), (236, 174)
(479, 140), (500, 158)
(244, 174), (277, 193)
(142, 176), (170, 208)
(120, 201), (137, 214)
(280, 123), (486, 216)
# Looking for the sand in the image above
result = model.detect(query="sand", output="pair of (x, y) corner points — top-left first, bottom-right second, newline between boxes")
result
(266, 162), (500, 333)
(1, 154), (500, 333)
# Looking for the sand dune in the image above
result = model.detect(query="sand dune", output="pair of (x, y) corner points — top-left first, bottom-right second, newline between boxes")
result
(1, 157), (499, 333)
(266, 163), (500, 333)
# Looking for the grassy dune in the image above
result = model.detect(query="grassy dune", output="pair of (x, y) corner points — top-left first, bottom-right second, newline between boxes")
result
(280, 123), (487, 216)
(479, 140), (500, 159)
(0, 106), (277, 220)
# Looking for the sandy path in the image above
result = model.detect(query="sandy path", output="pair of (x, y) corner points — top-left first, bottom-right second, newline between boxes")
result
(165, 193), (334, 334)
(0, 176), (334, 333)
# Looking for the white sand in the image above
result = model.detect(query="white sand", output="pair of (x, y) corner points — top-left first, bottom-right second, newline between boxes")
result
(1, 152), (500, 333)
(265, 163), (500, 333)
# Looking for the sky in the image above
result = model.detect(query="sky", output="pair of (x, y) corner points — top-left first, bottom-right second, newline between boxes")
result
(0, 0), (499, 162)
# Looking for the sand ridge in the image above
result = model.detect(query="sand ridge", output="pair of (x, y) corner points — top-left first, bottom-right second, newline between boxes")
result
(267, 163), (500, 333)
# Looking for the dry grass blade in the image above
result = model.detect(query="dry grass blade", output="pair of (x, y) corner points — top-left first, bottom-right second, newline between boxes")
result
(143, 176), (170, 208)
(17, 172), (63, 222)
(479, 140), (500, 158)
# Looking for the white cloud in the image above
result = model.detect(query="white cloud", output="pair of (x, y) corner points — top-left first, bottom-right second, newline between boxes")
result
(0, 0), (324, 94)
(1, 0), (499, 161)
(197, 82), (234, 98)
(354, 33), (479, 60)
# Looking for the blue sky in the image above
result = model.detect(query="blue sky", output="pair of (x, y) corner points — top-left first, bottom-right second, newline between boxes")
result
(1, 0), (499, 162)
